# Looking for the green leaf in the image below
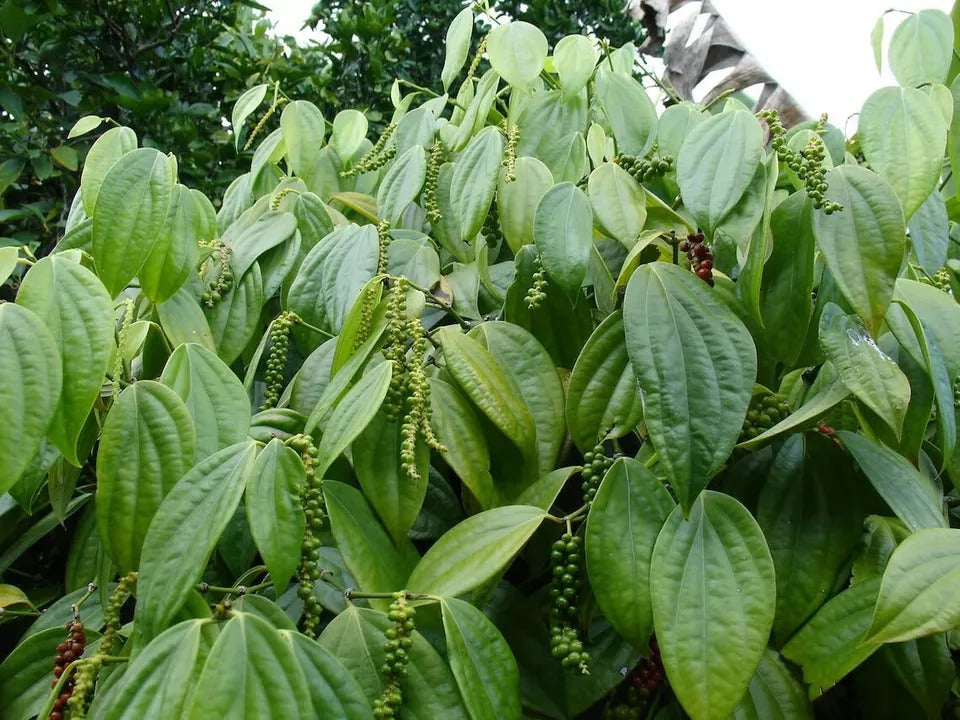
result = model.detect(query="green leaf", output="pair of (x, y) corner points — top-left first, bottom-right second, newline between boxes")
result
(139, 184), (202, 302)
(497, 156), (554, 254)
(287, 224), (379, 335)
(280, 100), (326, 179)
(553, 34), (598, 98)
(585, 458), (675, 647)
(286, 630), (374, 718)
(871, 16), (884, 73)
(161, 343), (252, 461)
(91, 147), (175, 297)
(838, 431), (944, 531)
(594, 67), (658, 157)
(206, 263), (264, 366)
(0, 584), (30, 608)
(0, 303), (62, 495)
(80, 125), (137, 214)
(889, 9), (954, 88)
(907, 190), (949, 274)
(676, 109), (764, 234)
(315, 360), (392, 478)
(441, 597), (522, 720)
(781, 579), (883, 693)
(566, 310), (644, 451)
(386, 237), (440, 289)
(587, 162), (647, 248)
(407, 505), (547, 596)
(650, 491), (775, 720)
(331, 109), (369, 163)
(50, 145), (77, 171)
(186, 613), (312, 718)
(68, 114), (104, 138)
(377, 145), (427, 225)
(442, 7), (473, 91)
(729, 649), (813, 720)
(136, 442), (258, 640)
(858, 86), (948, 221)
(487, 21), (548, 90)
(438, 327), (537, 462)
(865, 527), (960, 643)
(819, 303), (911, 437)
(233, 84), (269, 149)
(157, 286), (217, 352)
(245, 438), (305, 594)
(96, 381), (196, 573)
(451, 127), (503, 243)
(227, 211), (298, 280)
(623, 263), (756, 510)
(428, 377), (494, 508)
(0, 246), (18, 284)
(16, 255), (113, 466)
(812, 165), (906, 335)
(533, 182), (593, 294)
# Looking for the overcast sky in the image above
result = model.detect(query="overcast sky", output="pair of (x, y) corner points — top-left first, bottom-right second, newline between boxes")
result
(262, 0), (953, 130)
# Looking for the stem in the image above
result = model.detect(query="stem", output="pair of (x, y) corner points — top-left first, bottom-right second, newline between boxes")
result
(406, 279), (472, 330)
(233, 566), (268, 587)
(0, 607), (40, 617)
(940, 169), (953, 192)
(396, 78), (440, 98)
(643, 451), (659, 469)
(344, 589), (437, 602)
(73, 582), (97, 614)
(295, 319), (335, 339)
(196, 581), (273, 596)
(319, 568), (346, 593)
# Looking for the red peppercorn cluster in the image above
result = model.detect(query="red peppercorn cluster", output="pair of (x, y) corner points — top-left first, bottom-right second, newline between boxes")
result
(678, 231), (714, 287)
(629, 637), (665, 697)
(49, 620), (86, 720)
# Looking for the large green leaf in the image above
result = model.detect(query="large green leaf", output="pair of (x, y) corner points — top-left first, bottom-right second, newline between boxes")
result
(819, 304), (911, 438)
(286, 631), (374, 718)
(160, 343), (252, 460)
(650, 491), (775, 720)
(245, 438), (305, 594)
(858, 86), (948, 221)
(80, 125), (137, 214)
(838, 431), (944, 531)
(16, 254), (113, 465)
(907, 190), (949, 274)
(441, 7), (473, 91)
(587, 162), (646, 248)
(91, 147), (175, 296)
(377, 145), (427, 225)
(533, 182), (593, 294)
(676, 109), (764, 234)
(139, 184), (202, 302)
(136, 442), (258, 640)
(441, 597), (521, 720)
(286, 224), (379, 335)
(497, 156), (554, 254)
(585, 458), (675, 648)
(451, 127), (503, 242)
(729, 649), (813, 720)
(487, 21), (547, 90)
(205, 262), (264, 366)
(865, 527), (960, 643)
(888, 9), (954, 88)
(280, 100), (326, 181)
(781, 579), (882, 694)
(157, 285), (217, 352)
(566, 310), (644, 451)
(96, 381), (196, 573)
(232, 84), (268, 149)
(0, 303), (62, 494)
(623, 263), (756, 510)
(227, 211), (298, 281)
(812, 165), (906, 335)
(594, 67), (658, 157)
(407, 505), (547, 596)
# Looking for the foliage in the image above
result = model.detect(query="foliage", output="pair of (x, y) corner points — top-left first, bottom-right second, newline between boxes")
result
(2, 5), (960, 720)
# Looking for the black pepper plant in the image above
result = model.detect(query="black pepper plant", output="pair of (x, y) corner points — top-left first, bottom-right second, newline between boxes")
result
(2, 6), (960, 719)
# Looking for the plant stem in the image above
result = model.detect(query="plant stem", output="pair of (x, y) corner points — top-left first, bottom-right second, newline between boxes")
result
(73, 582), (97, 614)
(406, 278), (472, 330)
(296, 318), (335, 339)
(196, 581), (273, 595)
(344, 589), (437, 602)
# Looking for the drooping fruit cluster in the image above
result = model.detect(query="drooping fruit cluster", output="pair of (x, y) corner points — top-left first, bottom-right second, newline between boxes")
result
(377, 220), (391, 274)
(424, 140), (444, 223)
(524, 253), (549, 309)
(289, 433), (325, 636)
(342, 121), (397, 178)
(739, 391), (790, 441)
(678, 230), (714, 287)
(383, 277), (446, 484)
(759, 109), (841, 214)
(65, 655), (101, 720)
(48, 618), (86, 720)
(630, 636), (666, 697)
(111, 299), (134, 398)
(260, 311), (300, 411)
(919, 266), (952, 293)
(270, 186), (300, 211)
(373, 592), (415, 719)
(615, 144), (674, 183)
(549, 531), (590, 675)
(502, 123), (519, 182)
(199, 240), (234, 308)
(481, 201), (503, 248)
(581, 443), (612, 507)
(464, 34), (488, 84)
(100, 572), (137, 657)
(243, 89), (285, 151)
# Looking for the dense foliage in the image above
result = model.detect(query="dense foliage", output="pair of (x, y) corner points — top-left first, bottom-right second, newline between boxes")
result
(3, 5), (960, 719)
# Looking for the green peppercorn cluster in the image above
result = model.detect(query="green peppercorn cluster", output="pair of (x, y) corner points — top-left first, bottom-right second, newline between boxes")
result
(111, 299), (134, 399)
(242, 95), (286, 152)
(549, 531), (590, 675)
(199, 240), (234, 308)
(679, 230), (714, 286)
(464, 35), (488, 85)
(270, 187), (300, 212)
(377, 220), (392, 275)
(615, 145), (674, 183)
(919, 267), (952, 293)
(384, 278), (412, 422)
(502, 124), (519, 182)
(373, 592), (415, 719)
(48, 618), (86, 720)
(581, 443), (612, 507)
(100, 572), (137, 657)
(424, 140), (444, 223)
(289, 433), (325, 636)
(604, 688), (644, 720)
(525, 254), (549, 309)
(482, 201), (504, 249)
(739, 391), (790, 441)
(65, 656), (101, 720)
(342, 122), (397, 178)
(352, 282), (379, 351)
(260, 311), (300, 412)
(759, 109), (841, 214)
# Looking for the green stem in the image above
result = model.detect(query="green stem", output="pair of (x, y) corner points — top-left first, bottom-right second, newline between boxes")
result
(643, 451), (659, 469)
(0, 607), (40, 617)
(233, 566), (268, 587)
(295, 319), (335, 339)
(406, 278), (472, 329)
(196, 580), (273, 595)
(344, 590), (437, 602)
(73, 582), (98, 614)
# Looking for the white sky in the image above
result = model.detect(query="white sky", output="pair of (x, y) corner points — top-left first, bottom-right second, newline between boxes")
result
(262, 0), (954, 131)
